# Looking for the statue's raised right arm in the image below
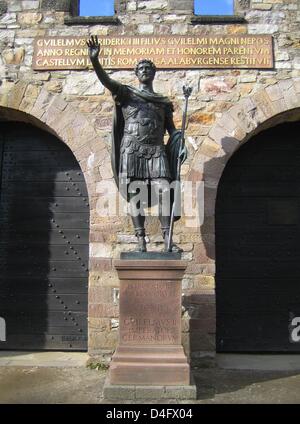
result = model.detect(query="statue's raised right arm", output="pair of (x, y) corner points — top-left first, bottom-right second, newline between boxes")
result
(87, 35), (119, 93)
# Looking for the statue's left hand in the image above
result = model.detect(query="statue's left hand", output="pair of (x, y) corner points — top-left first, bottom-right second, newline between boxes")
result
(179, 144), (187, 164)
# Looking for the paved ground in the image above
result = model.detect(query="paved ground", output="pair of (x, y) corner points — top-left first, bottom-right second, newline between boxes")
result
(0, 352), (300, 404)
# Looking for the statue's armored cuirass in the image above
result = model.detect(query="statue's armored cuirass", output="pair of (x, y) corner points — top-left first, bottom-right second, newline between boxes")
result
(122, 95), (166, 146)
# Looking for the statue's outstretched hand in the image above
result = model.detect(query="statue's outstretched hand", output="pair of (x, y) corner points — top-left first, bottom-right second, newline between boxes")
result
(87, 35), (100, 60)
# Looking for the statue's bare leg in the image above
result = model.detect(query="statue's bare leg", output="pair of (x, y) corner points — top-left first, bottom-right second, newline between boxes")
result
(129, 194), (147, 252)
(154, 179), (182, 253)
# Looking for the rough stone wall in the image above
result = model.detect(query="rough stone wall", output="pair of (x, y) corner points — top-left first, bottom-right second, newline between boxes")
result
(1, 0), (300, 364)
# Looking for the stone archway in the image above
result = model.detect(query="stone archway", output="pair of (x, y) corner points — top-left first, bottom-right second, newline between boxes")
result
(0, 86), (110, 352)
(216, 120), (300, 352)
(189, 78), (300, 243)
(186, 78), (300, 355)
(0, 83), (107, 200)
(0, 121), (91, 349)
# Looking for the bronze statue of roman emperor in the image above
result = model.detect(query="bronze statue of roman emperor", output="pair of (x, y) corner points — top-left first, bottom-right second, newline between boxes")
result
(87, 36), (187, 252)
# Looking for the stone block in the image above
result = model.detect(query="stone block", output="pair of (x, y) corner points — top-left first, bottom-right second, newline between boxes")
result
(282, 87), (300, 109)
(189, 111), (215, 126)
(89, 330), (119, 350)
(22, 1), (40, 10)
(135, 386), (166, 399)
(208, 124), (229, 145)
(64, 73), (105, 96)
(236, 0), (251, 10)
(252, 90), (277, 121)
(89, 287), (113, 304)
(103, 380), (136, 400)
(171, 23), (188, 34)
(127, 2), (137, 12)
(88, 318), (111, 332)
(89, 303), (119, 319)
(192, 276), (215, 290)
(137, 24), (154, 34)
(200, 77), (236, 95)
(19, 83), (40, 112)
(89, 258), (113, 273)
(138, 1), (168, 11)
(193, 243), (215, 264)
(18, 12), (42, 25)
(168, 0), (193, 11)
(2, 47), (24, 64)
(186, 261), (215, 276)
(163, 384), (197, 400)
(8, 80), (28, 110)
(104, 379), (197, 400)
(30, 89), (54, 119)
(0, 12), (16, 24)
(253, 4), (273, 10)
(294, 78), (300, 94)
(89, 242), (113, 258)
(41, 0), (78, 15)
(0, 1), (7, 15)
(45, 79), (63, 93)
(266, 83), (283, 101)
(248, 24), (279, 34)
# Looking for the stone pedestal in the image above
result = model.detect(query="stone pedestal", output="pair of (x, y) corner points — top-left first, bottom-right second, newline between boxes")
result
(104, 259), (196, 400)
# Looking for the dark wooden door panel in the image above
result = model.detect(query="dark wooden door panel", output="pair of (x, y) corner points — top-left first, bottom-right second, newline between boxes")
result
(0, 214), (89, 229)
(216, 122), (300, 352)
(1, 181), (88, 197)
(0, 245), (88, 262)
(0, 277), (88, 293)
(1, 197), (89, 212)
(1, 334), (87, 350)
(0, 294), (87, 311)
(0, 229), (89, 244)
(0, 123), (89, 351)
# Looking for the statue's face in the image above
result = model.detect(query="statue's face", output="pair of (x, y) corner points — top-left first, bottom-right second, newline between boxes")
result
(136, 62), (155, 84)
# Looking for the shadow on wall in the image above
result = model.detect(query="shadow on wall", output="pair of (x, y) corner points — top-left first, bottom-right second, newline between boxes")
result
(0, 121), (89, 351)
(182, 134), (237, 366)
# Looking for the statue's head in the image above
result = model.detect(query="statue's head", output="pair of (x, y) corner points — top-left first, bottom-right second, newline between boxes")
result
(134, 59), (156, 84)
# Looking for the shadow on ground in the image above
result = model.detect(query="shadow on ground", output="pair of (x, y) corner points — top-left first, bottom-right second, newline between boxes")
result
(1, 366), (300, 404)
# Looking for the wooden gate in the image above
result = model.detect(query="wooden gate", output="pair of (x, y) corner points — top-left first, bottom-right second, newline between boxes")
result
(0, 123), (89, 350)
(216, 121), (300, 352)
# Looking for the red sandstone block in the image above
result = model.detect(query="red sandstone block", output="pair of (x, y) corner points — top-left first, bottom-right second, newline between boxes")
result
(89, 258), (112, 272)
(89, 303), (119, 318)
(88, 287), (113, 303)
(193, 243), (215, 263)
(186, 262), (215, 275)
(183, 293), (215, 305)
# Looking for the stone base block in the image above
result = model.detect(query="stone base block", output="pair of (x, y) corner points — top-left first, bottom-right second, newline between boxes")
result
(103, 375), (197, 401)
(109, 345), (190, 386)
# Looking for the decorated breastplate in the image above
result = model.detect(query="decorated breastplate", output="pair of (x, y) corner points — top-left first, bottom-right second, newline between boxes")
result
(122, 97), (166, 146)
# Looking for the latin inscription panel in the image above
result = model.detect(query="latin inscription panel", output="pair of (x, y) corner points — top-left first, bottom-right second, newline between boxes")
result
(33, 35), (273, 70)
(119, 280), (182, 345)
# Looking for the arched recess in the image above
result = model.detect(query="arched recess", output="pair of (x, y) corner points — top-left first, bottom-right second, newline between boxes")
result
(0, 93), (102, 350)
(0, 84), (105, 202)
(186, 78), (300, 353)
(216, 119), (300, 352)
